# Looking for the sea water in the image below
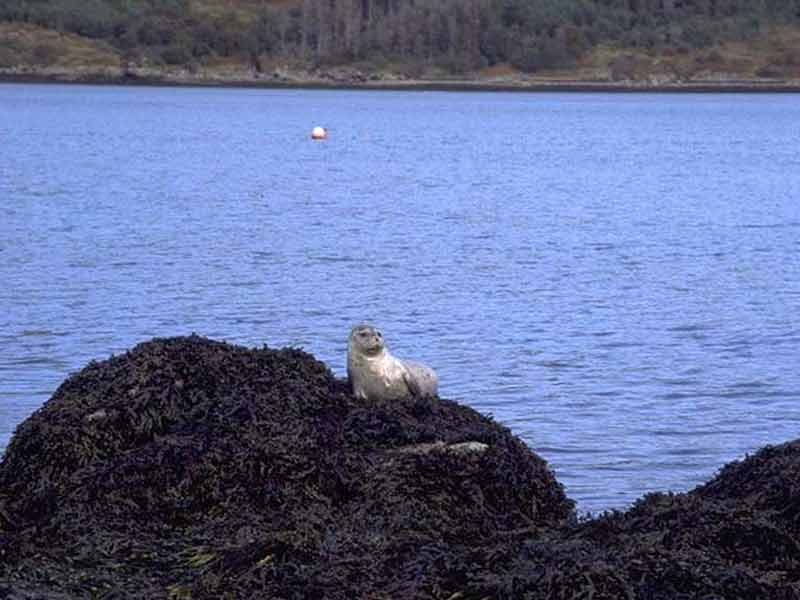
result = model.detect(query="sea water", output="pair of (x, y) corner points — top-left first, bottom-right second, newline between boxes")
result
(1, 84), (799, 513)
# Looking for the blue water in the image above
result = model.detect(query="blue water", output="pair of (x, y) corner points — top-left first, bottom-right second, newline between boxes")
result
(1, 83), (799, 513)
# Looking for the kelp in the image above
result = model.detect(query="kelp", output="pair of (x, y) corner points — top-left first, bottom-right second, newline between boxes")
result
(0, 336), (798, 599)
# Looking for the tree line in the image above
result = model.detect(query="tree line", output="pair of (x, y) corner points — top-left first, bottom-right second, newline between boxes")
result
(2, 0), (800, 73)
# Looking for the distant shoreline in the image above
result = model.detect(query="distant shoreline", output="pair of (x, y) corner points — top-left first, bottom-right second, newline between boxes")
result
(3, 70), (800, 94)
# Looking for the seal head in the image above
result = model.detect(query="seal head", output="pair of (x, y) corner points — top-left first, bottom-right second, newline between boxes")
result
(349, 324), (385, 357)
(347, 324), (438, 402)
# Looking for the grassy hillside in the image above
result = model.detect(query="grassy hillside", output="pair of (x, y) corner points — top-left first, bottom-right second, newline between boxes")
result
(1, 0), (800, 85)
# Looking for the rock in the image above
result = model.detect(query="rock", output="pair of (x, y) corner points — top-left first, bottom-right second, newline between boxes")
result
(447, 441), (489, 454)
(85, 408), (108, 422)
(1, 335), (799, 598)
(390, 441), (489, 456)
(0, 336), (571, 598)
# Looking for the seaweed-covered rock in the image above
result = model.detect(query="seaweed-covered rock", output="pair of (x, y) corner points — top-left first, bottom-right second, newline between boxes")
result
(696, 440), (800, 533)
(0, 336), (572, 598)
(3, 336), (800, 599)
(477, 442), (800, 599)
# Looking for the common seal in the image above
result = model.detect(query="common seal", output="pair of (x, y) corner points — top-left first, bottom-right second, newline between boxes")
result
(347, 324), (438, 401)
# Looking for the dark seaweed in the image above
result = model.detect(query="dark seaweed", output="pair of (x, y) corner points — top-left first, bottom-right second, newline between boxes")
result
(0, 336), (798, 599)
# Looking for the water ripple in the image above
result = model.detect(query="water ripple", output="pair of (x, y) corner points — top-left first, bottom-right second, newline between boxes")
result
(2, 85), (800, 513)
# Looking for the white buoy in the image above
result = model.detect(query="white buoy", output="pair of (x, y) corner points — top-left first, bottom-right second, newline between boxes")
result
(311, 126), (327, 140)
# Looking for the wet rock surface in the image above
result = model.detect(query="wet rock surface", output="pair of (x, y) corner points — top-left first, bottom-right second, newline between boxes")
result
(0, 335), (798, 599)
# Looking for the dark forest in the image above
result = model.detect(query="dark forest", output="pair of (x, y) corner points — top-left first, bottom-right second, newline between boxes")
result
(2, 0), (800, 74)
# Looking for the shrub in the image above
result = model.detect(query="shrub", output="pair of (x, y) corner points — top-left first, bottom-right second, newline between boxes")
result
(160, 43), (191, 66)
(755, 63), (786, 78)
(0, 46), (18, 68)
(609, 54), (649, 81)
(31, 43), (58, 66)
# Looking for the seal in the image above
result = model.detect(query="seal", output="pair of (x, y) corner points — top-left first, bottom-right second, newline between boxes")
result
(347, 324), (438, 402)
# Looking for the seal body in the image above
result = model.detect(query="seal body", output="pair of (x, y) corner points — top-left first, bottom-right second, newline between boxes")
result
(347, 324), (438, 401)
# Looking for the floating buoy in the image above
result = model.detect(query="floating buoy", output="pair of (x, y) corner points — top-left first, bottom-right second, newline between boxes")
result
(311, 126), (327, 140)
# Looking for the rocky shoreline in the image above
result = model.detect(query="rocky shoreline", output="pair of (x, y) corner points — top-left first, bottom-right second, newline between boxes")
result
(1, 336), (800, 598)
(2, 65), (800, 93)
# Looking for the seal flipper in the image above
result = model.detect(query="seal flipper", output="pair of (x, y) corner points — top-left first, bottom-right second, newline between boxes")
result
(402, 370), (421, 397)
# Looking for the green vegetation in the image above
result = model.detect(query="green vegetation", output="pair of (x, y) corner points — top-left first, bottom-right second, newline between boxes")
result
(1, 0), (800, 78)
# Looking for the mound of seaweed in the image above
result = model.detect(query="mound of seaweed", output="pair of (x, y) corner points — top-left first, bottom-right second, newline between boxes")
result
(0, 336), (572, 599)
(547, 442), (800, 600)
(3, 336), (800, 599)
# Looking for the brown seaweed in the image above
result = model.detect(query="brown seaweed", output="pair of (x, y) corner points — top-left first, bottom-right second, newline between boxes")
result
(0, 335), (798, 599)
